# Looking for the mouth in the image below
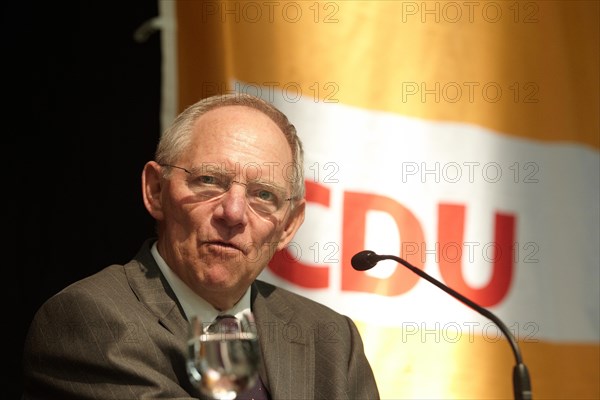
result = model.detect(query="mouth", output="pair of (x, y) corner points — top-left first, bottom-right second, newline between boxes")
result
(203, 240), (245, 254)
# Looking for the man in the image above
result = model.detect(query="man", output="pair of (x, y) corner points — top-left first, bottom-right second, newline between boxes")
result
(22, 93), (380, 399)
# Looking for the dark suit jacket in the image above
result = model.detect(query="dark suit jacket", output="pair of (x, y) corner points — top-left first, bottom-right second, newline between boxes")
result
(23, 240), (380, 399)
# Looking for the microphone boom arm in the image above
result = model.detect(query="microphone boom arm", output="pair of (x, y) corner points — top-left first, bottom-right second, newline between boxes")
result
(353, 250), (532, 400)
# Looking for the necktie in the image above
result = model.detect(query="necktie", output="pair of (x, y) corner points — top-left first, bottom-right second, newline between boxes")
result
(207, 314), (240, 334)
(208, 315), (271, 400)
(236, 376), (270, 400)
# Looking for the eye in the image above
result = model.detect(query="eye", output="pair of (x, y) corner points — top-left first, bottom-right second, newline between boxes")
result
(247, 184), (280, 204)
(256, 189), (276, 202)
(187, 173), (231, 200)
(197, 175), (218, 185)
(188, 174), (227, 191)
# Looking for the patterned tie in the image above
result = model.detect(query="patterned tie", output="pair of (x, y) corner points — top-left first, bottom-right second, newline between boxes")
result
(208, 315), (271, 400)
(207, 314), (240, 334)
(235, 375), (270, 400)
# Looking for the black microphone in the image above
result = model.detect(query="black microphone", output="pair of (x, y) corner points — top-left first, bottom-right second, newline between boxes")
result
(351, 250), (532, 400)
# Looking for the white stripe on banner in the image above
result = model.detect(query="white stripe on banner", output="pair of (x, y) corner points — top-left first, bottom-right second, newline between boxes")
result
(235, 80), (600, 344)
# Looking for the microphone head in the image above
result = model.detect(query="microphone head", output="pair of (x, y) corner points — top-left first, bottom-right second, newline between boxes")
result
(351, 250), (380, 271)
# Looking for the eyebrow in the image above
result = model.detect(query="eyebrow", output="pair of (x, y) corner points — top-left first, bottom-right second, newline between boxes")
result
(187, 166), (229, 177)
(187, 163), (231, 176)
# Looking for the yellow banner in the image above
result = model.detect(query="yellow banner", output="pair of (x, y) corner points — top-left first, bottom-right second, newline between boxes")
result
(165, 1), (600, 398)
(175, 0), (599, 149)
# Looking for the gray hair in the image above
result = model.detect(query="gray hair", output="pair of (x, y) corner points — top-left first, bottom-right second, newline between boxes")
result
(155, 93), (305, 200)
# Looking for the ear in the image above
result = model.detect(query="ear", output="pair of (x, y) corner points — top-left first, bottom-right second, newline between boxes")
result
(142, 161), (165, 221)
(276, 199), (306, 251)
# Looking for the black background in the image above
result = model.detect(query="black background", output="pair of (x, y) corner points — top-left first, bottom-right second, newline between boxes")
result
(8, 1), (161, 397)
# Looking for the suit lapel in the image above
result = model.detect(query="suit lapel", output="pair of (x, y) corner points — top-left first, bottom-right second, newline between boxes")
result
(123, 243), (316, 398)
(252, 281), (315, 400)
(125, 240), (189, 340)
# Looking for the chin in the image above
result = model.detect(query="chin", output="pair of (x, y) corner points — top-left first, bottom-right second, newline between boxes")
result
(200, 268), (242, 288)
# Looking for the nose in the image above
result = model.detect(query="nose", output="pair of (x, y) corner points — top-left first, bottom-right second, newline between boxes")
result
(213, 182), (249, 227)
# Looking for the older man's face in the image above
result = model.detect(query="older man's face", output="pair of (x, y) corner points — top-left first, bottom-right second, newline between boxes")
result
(147, 105), (305, 309)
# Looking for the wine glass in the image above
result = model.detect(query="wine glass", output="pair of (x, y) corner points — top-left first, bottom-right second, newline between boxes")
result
(187, 310), (260, 400)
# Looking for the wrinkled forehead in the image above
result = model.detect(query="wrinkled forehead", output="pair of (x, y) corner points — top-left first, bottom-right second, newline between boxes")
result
(182, 106), (296, 185)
